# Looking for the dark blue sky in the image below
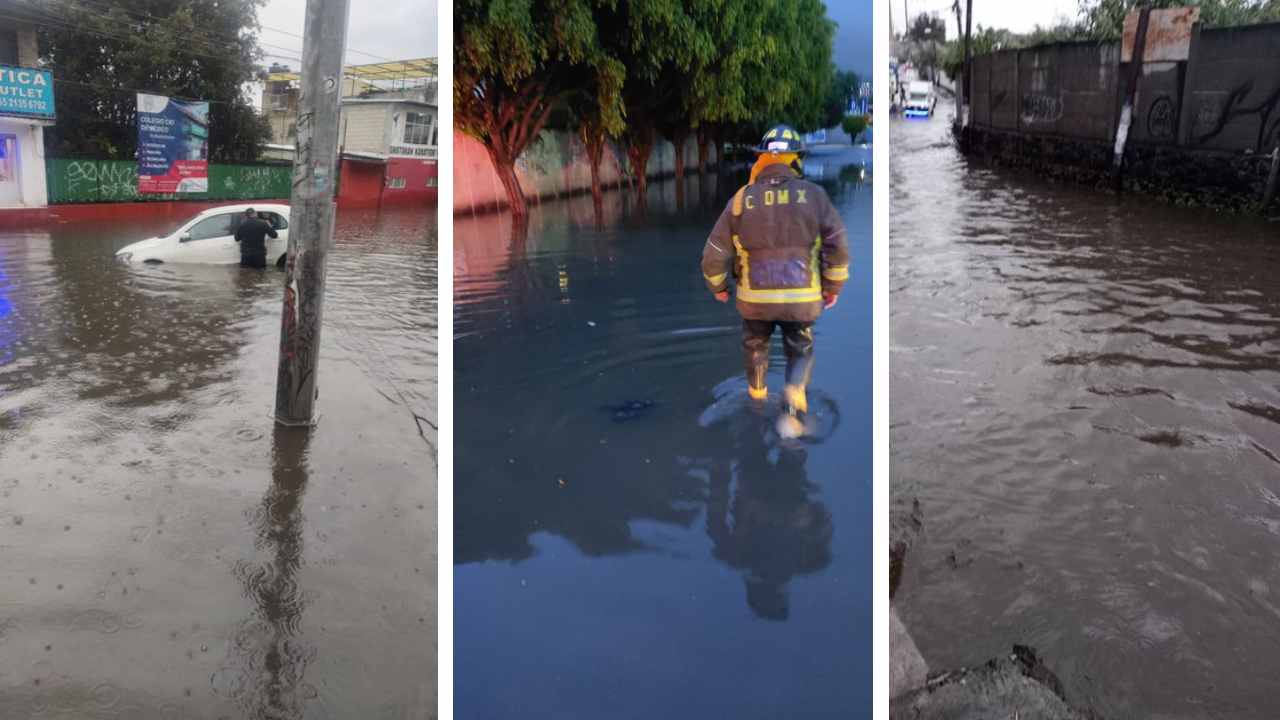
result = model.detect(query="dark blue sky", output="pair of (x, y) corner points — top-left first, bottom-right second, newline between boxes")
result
(828, 0), (873, 77)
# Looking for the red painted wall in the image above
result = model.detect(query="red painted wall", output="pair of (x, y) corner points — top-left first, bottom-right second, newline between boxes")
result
(0, 199), (290, 228)
(384, 157), (437, 204)
(337, 159), (385, 207)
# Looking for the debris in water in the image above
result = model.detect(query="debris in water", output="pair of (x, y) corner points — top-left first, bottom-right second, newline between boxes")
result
(604, 399), (656, 422)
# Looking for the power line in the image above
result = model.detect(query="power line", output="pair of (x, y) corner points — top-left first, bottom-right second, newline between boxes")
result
(259, 24), (393, 61)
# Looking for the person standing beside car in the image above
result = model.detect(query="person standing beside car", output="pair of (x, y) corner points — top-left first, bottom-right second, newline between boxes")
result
(234, 207), (278, 268)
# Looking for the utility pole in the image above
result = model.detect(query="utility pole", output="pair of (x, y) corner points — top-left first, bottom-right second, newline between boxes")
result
(274, 0), (351, 426)
(1112, 2), (1152, 191)
(963, 0), (973, 126)
(904, 0), (910, 35)
(953, 0), (964, 120)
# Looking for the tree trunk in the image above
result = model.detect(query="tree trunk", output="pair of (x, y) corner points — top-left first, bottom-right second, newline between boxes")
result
(671, 127), (689, 210)
(697, 129), (710, 174)
(627, 127), (654, 204)
(579, 123), (606, 207)
(485, 144), (527, 219)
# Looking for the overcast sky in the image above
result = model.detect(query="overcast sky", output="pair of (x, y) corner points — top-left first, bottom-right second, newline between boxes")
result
(828, 0), (874, 77)
(257, 0), (437, 69)
(890, 0), (1082, 39)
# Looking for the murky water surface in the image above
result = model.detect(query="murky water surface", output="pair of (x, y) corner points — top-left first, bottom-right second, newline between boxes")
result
(455, 152), (872, 719)
(892, 115), (1280, 717)
(0, 207), (437, 719)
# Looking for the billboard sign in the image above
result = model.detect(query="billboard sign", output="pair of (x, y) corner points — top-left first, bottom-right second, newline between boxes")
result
(136, 93), (209, 193)
(0, 65), (55, 120)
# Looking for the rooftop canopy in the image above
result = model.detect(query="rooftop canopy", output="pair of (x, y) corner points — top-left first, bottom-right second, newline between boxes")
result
(267, 58), (438, 85)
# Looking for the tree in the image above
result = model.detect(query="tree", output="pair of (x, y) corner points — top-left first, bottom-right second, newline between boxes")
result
(822, 70), (861, 130)
(37, 0), (270, 161)
(456, 0), (624, 219)
(841, 113), (869, 141)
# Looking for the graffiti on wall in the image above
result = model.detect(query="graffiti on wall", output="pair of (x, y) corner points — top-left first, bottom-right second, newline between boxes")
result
(66, 161), (140, 200)
(1146, 95), (1177, 141)
(1190, 81), (1280, 151)
(1021, 93), (1064, 125)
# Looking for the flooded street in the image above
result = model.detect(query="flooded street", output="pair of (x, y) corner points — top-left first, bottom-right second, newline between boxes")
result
(892, 114), (1280, 717)
(454, 151), (872, 719)
(0, 207), (437, 719)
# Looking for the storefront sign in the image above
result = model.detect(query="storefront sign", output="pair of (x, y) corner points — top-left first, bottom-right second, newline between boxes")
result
(389, 144), (437, 158)
(0, 65), (55, 120)
(136, 93), (209, 193)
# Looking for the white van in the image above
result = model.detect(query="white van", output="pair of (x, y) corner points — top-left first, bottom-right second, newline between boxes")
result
(904, 81), (936, 117)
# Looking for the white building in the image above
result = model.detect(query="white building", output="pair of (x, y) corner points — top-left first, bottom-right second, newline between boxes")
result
(0, 20), (51, 209)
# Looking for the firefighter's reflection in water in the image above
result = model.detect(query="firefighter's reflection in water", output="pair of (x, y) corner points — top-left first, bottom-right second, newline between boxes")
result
(706, 442), (833, 621)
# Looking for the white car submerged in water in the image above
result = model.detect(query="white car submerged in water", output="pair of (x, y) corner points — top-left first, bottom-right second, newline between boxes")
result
(115, 203), (291, 265)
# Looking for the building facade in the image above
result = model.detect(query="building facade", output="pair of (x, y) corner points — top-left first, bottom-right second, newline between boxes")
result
(260, 60), (438, 205)
(0, 21), (51, 210)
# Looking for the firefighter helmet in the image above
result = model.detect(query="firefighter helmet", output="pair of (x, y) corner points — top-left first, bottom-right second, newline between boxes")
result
(756, 124), (806, 154)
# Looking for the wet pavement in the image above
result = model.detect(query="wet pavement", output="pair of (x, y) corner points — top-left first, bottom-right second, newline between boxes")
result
(0, 207), (437, 719)
(454, 150), (872, 719)
(892, 114), (1280, 718)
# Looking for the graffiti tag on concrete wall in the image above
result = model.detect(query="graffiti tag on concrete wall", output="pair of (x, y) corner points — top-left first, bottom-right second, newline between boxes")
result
(1146, 96), (1177, 141)
(1020, 93), (1064, 125)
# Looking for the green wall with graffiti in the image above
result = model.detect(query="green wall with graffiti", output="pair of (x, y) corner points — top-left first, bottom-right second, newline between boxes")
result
(45, 159), (292, 204)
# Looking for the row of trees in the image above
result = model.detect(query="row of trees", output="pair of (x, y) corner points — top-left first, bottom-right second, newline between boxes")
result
(33, 0), (271, 160)
(456, 0), (854, 218)
(933, 0), (1280, 81)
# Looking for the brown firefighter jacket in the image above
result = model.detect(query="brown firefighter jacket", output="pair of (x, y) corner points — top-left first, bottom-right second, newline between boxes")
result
(700, 163), (849, 323)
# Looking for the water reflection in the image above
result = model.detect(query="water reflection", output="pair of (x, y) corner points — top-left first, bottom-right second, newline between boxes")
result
(456, 151), (871, 717)
(217, 426), (314, 719)
(701, 414), (833, 621)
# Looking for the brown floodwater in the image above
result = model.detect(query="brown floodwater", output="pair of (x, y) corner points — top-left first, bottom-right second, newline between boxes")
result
(0, 206), (437, 719)
(891, 114), (1280, 717)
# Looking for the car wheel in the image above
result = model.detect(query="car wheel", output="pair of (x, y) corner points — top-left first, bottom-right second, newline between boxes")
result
(277, 254), (288, 268)
(143, 258), (164, 264)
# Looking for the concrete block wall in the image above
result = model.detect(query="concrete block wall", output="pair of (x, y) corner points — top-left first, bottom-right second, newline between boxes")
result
(967, 23), (1280, 154)
(454, 129), (715, 214)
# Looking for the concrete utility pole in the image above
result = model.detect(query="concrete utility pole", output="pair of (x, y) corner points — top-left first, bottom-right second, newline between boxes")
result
(274, 0), (351, 426)
(963, 0), (973, 126)
(1113, 2), (1152, 190)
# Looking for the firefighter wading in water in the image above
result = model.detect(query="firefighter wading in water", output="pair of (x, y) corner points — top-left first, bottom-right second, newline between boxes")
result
(700, 124), (849, 436)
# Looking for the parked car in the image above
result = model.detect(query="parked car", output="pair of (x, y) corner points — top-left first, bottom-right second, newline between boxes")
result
(115, 203), (291, 266)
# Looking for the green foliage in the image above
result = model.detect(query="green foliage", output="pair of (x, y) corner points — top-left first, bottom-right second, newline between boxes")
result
(908, 13), (948, 43)
(455, 0), (626, 142)
(38, 0), (270, 161)
(1081, 0), (1280, 39)
(840, 113), (869, 140)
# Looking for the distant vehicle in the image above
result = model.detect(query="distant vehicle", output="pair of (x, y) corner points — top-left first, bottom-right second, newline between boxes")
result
(115, 203), (291, 266)
(903, 81), (936, 118)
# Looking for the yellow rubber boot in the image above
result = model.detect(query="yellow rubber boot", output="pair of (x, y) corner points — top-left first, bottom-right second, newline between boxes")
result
(747, 363), (768, 401)
(784, 384), (808, 416)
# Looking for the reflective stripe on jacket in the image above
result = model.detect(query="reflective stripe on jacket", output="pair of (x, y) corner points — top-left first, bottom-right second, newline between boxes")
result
(700, 163), (849, 322)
